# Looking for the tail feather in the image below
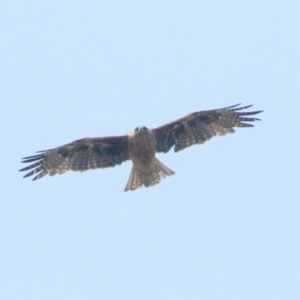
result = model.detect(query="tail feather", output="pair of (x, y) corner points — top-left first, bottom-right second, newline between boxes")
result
(124, 158), (175, 191)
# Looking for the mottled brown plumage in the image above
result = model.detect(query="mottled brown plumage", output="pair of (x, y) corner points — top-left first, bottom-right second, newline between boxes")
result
(20, 104), (262, 191)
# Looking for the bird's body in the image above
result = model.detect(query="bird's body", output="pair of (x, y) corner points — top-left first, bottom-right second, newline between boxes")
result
(20, 104), (262, 191)
(125, 126), (175, 191)
(128, 127), (156, 173)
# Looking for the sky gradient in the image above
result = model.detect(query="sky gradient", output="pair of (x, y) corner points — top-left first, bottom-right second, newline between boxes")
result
(1, 1), (300, 299)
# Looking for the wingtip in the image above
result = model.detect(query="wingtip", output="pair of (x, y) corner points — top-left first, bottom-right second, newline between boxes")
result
(224, 103), (242, 109)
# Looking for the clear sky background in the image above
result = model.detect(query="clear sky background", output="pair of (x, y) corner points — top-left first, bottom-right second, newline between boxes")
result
(1, 1), (300, 299)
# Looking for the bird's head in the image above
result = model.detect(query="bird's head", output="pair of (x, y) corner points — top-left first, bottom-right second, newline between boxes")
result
(133, 126), (150, 135)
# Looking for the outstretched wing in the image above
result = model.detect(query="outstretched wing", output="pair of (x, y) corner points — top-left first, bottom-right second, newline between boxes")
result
(153, 104), (262, 153)
(20, 136), (129, 180)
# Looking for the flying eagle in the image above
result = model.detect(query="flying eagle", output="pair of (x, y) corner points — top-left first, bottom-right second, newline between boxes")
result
(20, 104), (262, 191)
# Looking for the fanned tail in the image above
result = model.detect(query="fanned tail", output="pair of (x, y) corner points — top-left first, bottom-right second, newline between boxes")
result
(124, 158), (175, 191)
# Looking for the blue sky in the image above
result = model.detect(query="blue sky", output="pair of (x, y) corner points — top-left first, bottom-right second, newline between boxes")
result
(1, 1), (300, 299)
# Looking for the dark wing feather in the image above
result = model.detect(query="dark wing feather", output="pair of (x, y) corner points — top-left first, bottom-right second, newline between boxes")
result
(153, 104), (262, 153)
(20, 136), (129, 180)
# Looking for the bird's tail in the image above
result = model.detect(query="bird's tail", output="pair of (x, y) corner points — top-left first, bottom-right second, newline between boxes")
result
(124, 158), (175, 192)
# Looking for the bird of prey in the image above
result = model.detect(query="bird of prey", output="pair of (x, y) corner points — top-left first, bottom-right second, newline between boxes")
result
(20, 104), (262, 191)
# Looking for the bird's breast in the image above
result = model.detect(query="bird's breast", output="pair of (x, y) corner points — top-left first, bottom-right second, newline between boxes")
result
(128, 132), (156, 172)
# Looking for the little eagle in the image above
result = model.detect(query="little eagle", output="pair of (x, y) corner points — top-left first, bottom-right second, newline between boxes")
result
(20, 104), (262, 191)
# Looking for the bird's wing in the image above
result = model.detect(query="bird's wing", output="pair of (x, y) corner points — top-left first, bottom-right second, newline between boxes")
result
(153, 104), (262, 153)
(20, 136), (130, 180)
